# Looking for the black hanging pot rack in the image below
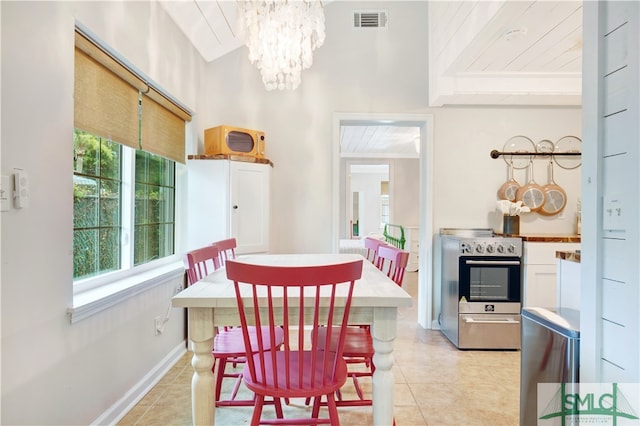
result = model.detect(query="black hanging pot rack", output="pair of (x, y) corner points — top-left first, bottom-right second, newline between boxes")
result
(490, 150), (581, 159)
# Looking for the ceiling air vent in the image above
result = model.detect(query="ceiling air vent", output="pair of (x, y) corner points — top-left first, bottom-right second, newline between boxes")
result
(353, 10), (388, 29)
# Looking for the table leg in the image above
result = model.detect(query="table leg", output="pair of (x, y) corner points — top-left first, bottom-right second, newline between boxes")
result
(371, 307), (397, 426)
(189, 308), (215, 425)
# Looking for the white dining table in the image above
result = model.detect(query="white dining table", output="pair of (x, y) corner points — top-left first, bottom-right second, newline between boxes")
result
(172, 253), (413, 425)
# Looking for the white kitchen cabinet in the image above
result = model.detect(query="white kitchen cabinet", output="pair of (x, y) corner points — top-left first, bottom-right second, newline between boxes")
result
(404, 226), (419, 272)
(522, 242), (580, 308)
(187, 159), (270, 254)
(557, 256), (580, 310)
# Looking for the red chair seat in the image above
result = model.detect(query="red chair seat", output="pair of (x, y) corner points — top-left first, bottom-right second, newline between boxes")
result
(213, 326), (285, 407)
(243, 351), (348, 398)
(214, 326), (284, 356)
(315, 326), (374, 406)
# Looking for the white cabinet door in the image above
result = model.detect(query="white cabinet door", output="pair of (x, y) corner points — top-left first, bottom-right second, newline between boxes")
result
(523, 264), (558, 308)
(522, 242), (580, 308)
(187, 159), (270, 254)
(230, 161), (270, 254)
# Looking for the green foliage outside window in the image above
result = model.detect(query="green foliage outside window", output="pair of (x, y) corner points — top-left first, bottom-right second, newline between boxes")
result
(134, 151), (175, 266)
(73, 129), (176, 281)
(73, 130), (121, 280)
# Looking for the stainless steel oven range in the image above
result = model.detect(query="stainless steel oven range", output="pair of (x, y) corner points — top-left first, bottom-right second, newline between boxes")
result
(439, 228), (522, 350)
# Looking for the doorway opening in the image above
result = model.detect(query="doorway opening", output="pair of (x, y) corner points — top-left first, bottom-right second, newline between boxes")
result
(347, 163), (390, 239)
(332, 112), (434, 329)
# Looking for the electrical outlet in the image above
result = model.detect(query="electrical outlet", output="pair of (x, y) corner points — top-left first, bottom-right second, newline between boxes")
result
(13, 169), (29, 209)
(155, 316), (163, 335)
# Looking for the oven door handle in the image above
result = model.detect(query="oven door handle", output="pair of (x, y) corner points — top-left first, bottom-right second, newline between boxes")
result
(464, 260), (520, 266)
(464, 317), (520, 324)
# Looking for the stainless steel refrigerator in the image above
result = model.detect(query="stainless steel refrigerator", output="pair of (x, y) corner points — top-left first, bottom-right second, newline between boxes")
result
(520, 307), (580, 426)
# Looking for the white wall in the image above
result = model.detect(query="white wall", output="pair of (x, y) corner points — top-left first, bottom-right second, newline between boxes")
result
(1, 2), (204, 424)
(431, 106), (582, 236)
(391, 159), (420, 227)
(581, 1), (640, 384)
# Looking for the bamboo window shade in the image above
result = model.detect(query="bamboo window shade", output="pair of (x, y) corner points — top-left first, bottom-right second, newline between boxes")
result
(74, 30), (192, 163)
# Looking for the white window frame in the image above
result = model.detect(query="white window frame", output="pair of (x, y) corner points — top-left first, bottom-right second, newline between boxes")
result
(73, 145), (181, 292)
(69, 147), (186, 324)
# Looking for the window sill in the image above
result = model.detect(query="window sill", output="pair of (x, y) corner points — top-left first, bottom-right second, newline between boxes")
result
(68, 261), (185, 324)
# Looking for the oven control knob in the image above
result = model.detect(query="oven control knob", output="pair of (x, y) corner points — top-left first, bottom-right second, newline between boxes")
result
(475, 244), (484, 254)
(496, 244), (505, 253)
(507, 244), (516, 254)
(462, 243), (472, 254)
(486, 244), (495, 253)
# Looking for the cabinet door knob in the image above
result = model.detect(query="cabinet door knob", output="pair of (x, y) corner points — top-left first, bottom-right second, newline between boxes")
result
(232, 205), (238, 210)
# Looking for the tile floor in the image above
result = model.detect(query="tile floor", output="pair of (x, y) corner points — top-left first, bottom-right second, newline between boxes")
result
(117, 271), (521, 425)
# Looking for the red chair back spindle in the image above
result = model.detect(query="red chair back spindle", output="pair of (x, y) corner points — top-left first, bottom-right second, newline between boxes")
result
(183, 245), (221, 285)
(376, 245), (410, 286)
(213, 237), (237, 266)
(364, 237), (387, 264)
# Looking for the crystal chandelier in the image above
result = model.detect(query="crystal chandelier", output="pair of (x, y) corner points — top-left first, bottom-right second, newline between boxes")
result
(237, 0), (326, 91)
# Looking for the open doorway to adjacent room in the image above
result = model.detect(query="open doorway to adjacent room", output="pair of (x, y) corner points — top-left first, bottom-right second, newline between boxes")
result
(332, 112), (434, 329)
(347, 163), (390, 239)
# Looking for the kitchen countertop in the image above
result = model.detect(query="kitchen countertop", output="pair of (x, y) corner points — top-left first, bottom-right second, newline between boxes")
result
(494, 233), (581, 243)
(517, 234), (581, 243)
(556, 250), (581, 263)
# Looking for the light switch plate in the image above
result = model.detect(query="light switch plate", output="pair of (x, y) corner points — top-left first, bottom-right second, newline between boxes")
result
(0, 175), (10, 211)
(603, 194), (624, 231)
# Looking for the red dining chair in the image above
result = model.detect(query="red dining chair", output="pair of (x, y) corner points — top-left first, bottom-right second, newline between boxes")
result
(226, 258), (363, 426)
(213, 237), (237, 266)
(183, 246), (284, 408)
(184, 245), (220, 284)
(320, 245), (409, 409)
(314, 324), (375, 407)
(211, 238), (242, 366)
(363, 236), (388, 264)
(376, 245), (410, 286)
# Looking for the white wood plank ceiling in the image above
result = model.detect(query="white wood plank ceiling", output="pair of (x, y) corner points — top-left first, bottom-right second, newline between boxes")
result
(158, 0), (583, 152)
(159, 0), (243, 62)
(428, 1), (582, 105)
(340, 124), (421, 157)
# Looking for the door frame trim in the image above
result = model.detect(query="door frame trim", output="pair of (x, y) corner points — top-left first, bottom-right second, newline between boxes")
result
(332, 112), (434, 329)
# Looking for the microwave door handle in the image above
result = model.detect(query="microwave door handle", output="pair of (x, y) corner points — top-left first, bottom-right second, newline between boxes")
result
(464, 260), (520, 266)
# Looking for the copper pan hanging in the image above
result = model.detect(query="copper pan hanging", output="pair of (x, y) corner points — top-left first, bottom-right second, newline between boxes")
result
(516, 162), (544, 212)
(498, 160), (520, 201)
(539, 158), (567, 216)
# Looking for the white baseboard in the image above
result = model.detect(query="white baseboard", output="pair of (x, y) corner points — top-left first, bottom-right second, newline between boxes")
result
(91, 341), (187, 426)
